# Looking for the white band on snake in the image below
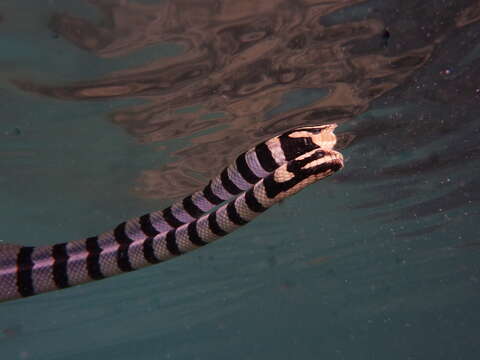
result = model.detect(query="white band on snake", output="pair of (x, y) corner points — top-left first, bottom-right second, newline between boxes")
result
(0, 124), (343, 302)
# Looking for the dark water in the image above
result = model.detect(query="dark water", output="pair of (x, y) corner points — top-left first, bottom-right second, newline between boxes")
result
(1, 0), (479, 359)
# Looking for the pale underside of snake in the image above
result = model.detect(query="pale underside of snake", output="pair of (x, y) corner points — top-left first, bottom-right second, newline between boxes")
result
(0, 124), (344, 302)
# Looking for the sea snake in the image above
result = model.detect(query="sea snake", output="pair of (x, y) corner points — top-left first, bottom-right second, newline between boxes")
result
(0, 124), (343, 302)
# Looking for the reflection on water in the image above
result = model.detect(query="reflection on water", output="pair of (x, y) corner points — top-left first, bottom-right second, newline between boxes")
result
(1, 0), (480, 359)
(12, 0), (480, 239)
(13, 0), (429, 195)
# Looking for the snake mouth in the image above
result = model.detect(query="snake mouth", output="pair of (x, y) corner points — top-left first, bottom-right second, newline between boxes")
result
(320, 149), (344, 171)
(327, 148), (343, 161)
(295, 149), (344, 174)
(327, 150), (344, 171)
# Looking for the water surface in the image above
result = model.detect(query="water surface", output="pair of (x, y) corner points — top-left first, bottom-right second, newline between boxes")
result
(1, 1), (479, 359)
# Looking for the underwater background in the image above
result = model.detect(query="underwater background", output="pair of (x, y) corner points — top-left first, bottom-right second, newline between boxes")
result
(1, 0), (479, 359)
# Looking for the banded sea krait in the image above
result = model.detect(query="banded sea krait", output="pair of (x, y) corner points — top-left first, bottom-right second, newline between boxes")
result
(0, 124), (343, 302)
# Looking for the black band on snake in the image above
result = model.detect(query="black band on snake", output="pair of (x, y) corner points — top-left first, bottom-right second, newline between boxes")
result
(0, 124), (344, 302)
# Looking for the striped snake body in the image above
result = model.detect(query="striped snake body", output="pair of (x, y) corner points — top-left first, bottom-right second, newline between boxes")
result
(0, 124), (343, 302)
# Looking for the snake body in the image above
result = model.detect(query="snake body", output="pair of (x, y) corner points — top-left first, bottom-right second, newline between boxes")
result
(0, 124), (343, 302)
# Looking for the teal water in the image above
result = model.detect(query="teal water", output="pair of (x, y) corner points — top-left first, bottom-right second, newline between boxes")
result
(1, 1), (479, 359)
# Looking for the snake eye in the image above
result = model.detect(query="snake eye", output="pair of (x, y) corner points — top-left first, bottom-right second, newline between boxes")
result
(314, 150), (326, 158)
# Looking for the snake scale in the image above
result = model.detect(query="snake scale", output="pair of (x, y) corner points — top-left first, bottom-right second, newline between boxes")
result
(0, 124), (343, 302)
